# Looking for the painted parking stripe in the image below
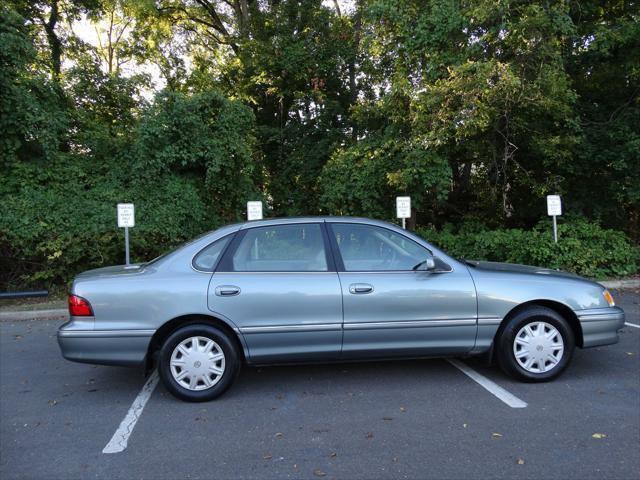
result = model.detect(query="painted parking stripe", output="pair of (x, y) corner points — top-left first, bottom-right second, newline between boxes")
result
(102, 370), (159, 454)
(447, 359), (527, 409)
(625, 322), (640, 329)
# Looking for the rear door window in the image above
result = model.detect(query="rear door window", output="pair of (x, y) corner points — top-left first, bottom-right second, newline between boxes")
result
(231, 224), (328, 272)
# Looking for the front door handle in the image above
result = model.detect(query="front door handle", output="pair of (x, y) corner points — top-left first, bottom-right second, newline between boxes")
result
(215, 285), (241, 297)
(349, 283), (374, 294)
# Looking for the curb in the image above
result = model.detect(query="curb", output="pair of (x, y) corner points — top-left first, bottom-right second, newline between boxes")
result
(599, 279), (640, 290)
(0, 309), (68, 322)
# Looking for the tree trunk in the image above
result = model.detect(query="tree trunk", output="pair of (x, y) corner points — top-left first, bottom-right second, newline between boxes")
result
(44, 0), (61, 81)
(348, 11), (361, 141)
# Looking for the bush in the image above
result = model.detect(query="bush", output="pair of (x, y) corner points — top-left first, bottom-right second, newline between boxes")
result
(417, 218), (639, 279)
(0, 157), (213, 290)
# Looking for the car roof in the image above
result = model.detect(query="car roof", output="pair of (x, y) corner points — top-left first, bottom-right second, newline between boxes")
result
(236, 216), (397, 229)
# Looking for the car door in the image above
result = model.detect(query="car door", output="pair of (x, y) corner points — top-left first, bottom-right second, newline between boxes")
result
(208, 221), (343, 363)
(327, 222), (477, 359)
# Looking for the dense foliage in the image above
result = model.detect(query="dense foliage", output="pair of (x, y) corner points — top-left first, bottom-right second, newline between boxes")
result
(1, 0), (638, 288)
(419, 219), (640, 279)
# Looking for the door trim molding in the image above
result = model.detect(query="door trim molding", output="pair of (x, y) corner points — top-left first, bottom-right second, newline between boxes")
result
(477, 317), (502, 326)
(239, 318), (481, 334)
(344, 319), (476, 330)
(240, 323), (342, 334)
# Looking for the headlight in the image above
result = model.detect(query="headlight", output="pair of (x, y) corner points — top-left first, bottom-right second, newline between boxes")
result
(602, 289), (615, 307)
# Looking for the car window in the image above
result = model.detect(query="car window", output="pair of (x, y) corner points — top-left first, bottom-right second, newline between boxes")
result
(192, 235), (232, 272)
(232, 224), (328, 272)
(331, 223), (431, 271)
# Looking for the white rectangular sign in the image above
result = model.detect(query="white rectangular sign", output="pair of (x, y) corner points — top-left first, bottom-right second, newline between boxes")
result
(546, 195), (562, 216)
(396, 196), (411, 219)
(247, 201), (263, 221)
(117, 203), (135, 228)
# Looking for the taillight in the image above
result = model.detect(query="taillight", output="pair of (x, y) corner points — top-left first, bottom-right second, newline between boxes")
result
(68, 294), (94, 316)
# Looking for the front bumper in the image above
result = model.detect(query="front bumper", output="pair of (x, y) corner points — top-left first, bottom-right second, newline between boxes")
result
(57, 318), (153, 367)
(577, 307), (626, 348)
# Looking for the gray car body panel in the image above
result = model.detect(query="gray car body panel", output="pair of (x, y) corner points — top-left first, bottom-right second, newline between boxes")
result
(57, 217), (624, 367)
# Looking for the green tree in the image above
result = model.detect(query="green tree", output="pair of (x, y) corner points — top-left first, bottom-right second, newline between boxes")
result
(132, 89), (261, 222)
(564, 0), (640, 240)
(0, 7), (67, 166)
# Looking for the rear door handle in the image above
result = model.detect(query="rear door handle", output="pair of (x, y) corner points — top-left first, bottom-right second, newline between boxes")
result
(215, 285), (241, 297)
(349, 283), (374, 294)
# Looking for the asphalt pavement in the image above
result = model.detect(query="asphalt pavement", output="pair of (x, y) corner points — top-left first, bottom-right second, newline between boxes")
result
(1, 290), (638, 480)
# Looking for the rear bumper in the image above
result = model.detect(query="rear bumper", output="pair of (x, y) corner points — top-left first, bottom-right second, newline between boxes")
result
(577, 307), (626, 348)
(57, 319), (153, 367)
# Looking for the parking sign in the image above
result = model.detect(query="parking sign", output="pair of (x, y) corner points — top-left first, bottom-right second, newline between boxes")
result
(396, 197), (411, 219)
(247, 201), (263, 221)
(546, 195), (562, 216)
(117, 203), (135, 228)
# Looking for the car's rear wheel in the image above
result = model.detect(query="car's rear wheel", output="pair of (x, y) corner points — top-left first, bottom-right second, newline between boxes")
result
(496, 306), (575, 382)
(158, 324), (240, 401)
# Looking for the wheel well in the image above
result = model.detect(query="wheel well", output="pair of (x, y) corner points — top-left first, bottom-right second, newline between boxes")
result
(494, 300), (583, 348)
(145, 314), (246, 373)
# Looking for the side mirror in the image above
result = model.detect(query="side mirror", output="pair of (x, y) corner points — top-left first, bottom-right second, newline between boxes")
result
(424, 256), (436, 270)
(414, 255), (436, 271)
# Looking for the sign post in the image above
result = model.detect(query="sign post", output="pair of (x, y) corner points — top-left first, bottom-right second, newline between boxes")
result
(546, 195), (562, 243)
(247, 201), (263, 221)
(396, 196), (411, 229)
(117, 203), (135, 265)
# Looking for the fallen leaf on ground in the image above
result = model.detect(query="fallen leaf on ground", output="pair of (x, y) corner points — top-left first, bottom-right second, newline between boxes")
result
(400, 406), (406, 412)
(492, 432), (502, 438)
(329, 452), (337, 458)
(626, 352), (634, 356)
(592, 433), (607, 439)
(313, 469), (326, 477)
(463, 423), (468, 428)
(48, 400), (57, 406)
(517, 458), (525, 465)
(383, 416), (393, 421)
(263, 454), (272, 460)
(366, 432), (374, 439)
(275, 432), (283, 438)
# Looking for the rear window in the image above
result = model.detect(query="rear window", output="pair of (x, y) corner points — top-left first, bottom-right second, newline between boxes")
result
(192, 235), (232, 272)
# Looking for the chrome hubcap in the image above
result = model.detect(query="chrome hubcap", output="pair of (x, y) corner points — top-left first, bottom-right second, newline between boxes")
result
(513, 321), (564, 373)
(170, 336), (225, 391)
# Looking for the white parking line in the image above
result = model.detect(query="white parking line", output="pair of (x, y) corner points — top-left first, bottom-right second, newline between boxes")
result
(102, 370), (159, 454)
(625, 322), (640, 329)
(447, 359), (527, 409)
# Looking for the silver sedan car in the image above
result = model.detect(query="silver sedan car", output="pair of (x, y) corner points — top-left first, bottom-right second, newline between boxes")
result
(58, 217), (625, 401)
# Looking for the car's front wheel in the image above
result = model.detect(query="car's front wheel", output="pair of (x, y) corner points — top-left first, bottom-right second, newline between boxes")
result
(158, 324), (240, 401)
(496, 306), (575, 382)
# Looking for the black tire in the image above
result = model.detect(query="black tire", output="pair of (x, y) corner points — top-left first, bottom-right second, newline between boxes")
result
(496, 306), (575, 382)
(158, 324), (240, 402)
